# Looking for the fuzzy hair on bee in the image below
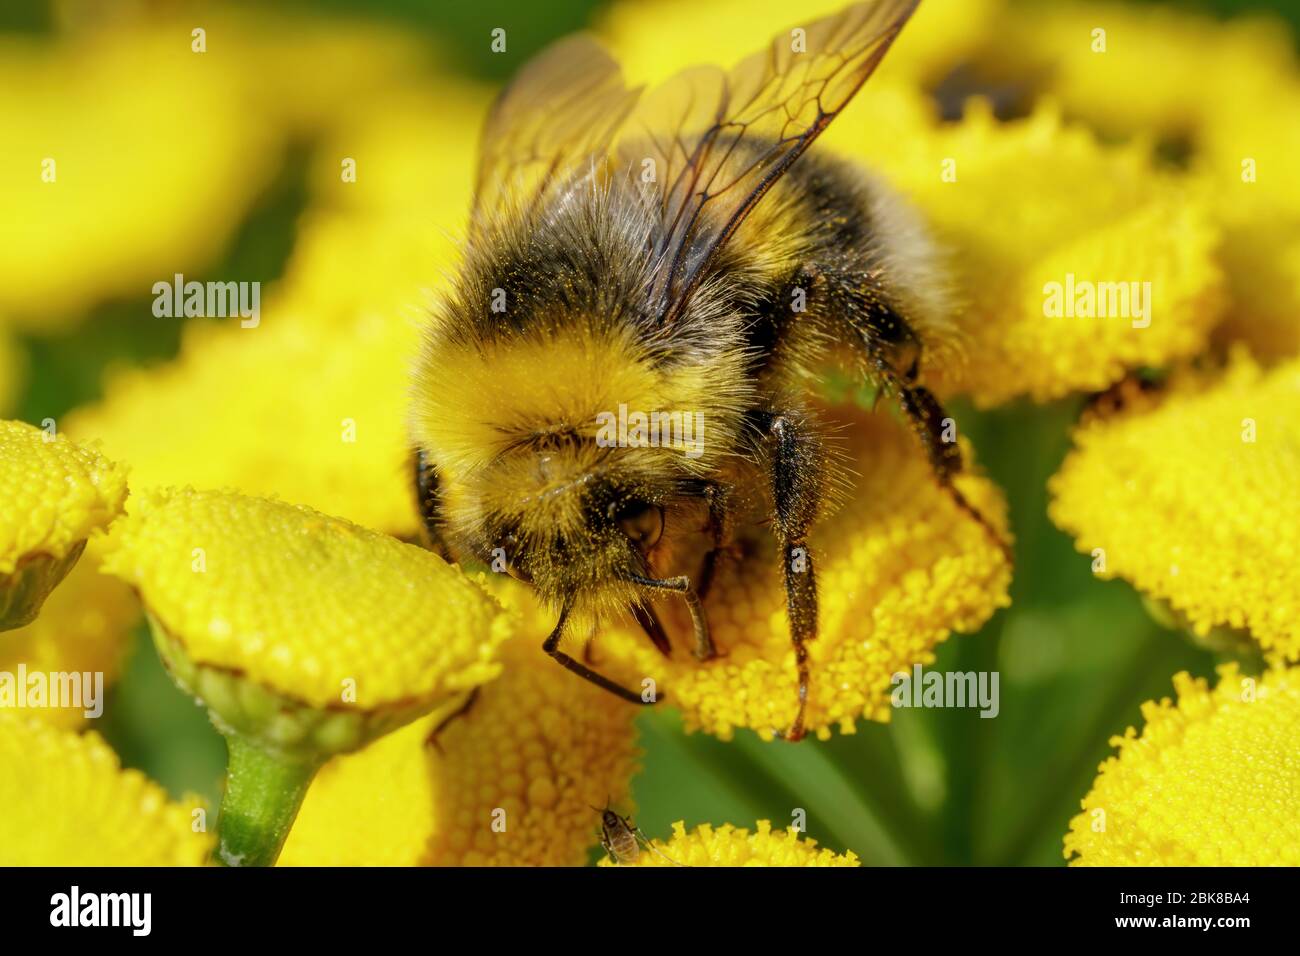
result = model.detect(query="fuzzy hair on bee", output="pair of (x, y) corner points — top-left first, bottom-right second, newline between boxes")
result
(409, 0), (1009, 738)
(411, 172), (757, 622)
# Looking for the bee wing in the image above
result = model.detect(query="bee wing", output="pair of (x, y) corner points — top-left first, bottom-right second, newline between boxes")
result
(471, 34), (642, 237)
(620, 0), (919, 321)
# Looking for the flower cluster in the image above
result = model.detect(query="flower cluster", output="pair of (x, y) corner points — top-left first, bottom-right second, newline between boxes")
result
(1051, 354), (1300, 662)
(0, 714), (211, 866)
(3, 0), (1297, 868)
(0, 420), (126, 630)
(1065, 665), (1300, 866)
(281, 579), (641, 867)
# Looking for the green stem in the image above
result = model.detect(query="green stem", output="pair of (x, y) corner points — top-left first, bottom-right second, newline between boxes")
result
(816, 723), (941, 865)
(994, 627), (1166, 866)
(733, 728), (916, 865)
(216, 734), (322, 867)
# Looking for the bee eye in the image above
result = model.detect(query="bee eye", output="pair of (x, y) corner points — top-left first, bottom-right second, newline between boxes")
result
(615, 502), (664, 552)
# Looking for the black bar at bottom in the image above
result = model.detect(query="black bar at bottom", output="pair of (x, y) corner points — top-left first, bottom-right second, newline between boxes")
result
(0, 866), (1282, 942)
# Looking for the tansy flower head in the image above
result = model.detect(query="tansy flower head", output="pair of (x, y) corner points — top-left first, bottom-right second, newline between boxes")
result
(99, 486), (511, 753)
(835, 102), (1225, 406)
(600, 0), (1001, 90)
(979, 2), (1296, 144)
(0, 18), (276, 328)
(280, 583), (641, 867)
(1065, 664), (1300, 866)
(970, 2), (1300, 363)
(284, 82), (486, 325)
(0, 8), (439, 330)
(597, 401), (1010, 741)
(599, 819), (858, 867)
(1050, 354), (1300, 661)
(64, 75), (485, 541)
(99, 487), (512, 866)
(0, 419), (127, 630)
(0, 554), (138, 729)
(425, 579), (641, 866)
(0, 714), (212, 865)
(68, 312), (424, 538)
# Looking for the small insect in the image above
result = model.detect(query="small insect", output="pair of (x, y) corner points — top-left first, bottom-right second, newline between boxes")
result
(411, 0), (1009, 740)
(596, 804), (683, 867)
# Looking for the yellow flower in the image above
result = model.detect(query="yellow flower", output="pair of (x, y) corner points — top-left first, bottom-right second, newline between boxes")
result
(426, 579), (641, 866)
(1050, 354), (1300, 661)
(1203, 79), (1300, 361)
(68, 313), (423, 538)
(835, 102), (1225, 406)
(283, 84), (487, 326)
(0, 19), (276, 328)
(195, 9), (441, 140)
(875, 0), (1004, 88)
(1065, 664), (1300, 866)
(0, 420), (127, 629)
(280, 580), (641, 867)
(980, 2), (1296, 144)
(600, 0), (1002, 90)
(0, 419), (127, 574)
(0, 552), (138, 729)
(279, 715), (437, 867)
(973, 2), (1300, 363)
(0, 713), (211, 865)
(599, 819), (858, 867)
(65, 85), (484, 540)
(0, 7), (440, 331)
(100, 487), (510, 733)
(99, 486), (511, 865)
(595, 401), (1009, 741)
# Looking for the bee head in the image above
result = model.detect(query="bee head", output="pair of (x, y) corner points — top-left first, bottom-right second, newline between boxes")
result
(472, 444), (678, 615)
(413, 313), (749, 621)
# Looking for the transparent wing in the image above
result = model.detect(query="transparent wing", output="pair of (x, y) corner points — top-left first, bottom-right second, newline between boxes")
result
(471, 34), (642, 235)
(618, 0), (920, 320)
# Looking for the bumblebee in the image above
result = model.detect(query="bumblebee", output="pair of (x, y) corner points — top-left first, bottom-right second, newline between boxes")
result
(411, 0), (1006, 740)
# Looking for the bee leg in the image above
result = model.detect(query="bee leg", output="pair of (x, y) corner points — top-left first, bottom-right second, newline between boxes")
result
(630, 601), (673, 658)
(412, 447), (453, 559)
(843, 296), (1012, 563)
(751, 409), (825, 743)
(696, 483), (732, 602)
(424, 686), (481, 753)
(543, 599), (660, 705)
(896, 383), (1011, 563)
(627, 574), (714, 661)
